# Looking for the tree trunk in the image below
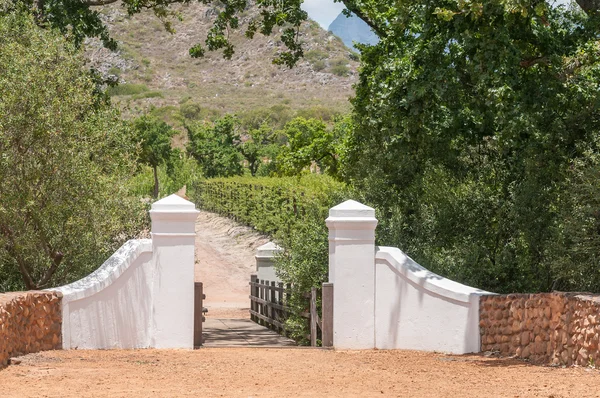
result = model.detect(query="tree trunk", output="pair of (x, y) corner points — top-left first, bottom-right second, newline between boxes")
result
(153, 165), (159, 198)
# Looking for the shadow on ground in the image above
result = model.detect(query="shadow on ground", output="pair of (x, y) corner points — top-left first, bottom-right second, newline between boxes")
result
(202, 318), (296, 347)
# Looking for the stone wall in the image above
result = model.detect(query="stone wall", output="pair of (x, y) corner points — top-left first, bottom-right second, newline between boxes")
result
(0, 291), (62, 367)
(480, 293), (600, 366)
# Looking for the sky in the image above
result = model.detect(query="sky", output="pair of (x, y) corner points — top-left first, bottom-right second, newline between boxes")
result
(301, 0), (345, 30)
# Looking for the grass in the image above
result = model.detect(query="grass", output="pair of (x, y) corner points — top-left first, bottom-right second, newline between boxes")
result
(132, 91), (164, 100)
(107, 83), (149, 96)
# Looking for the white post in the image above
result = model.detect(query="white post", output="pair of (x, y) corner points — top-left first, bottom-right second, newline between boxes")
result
(326, 200), (378, 349)
(255, 242), (284, 282)
(149, 194), (199, 349)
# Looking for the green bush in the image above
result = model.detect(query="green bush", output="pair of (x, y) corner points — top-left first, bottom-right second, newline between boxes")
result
(304, 49), (328, 63)
(180, 102), (203, 120)
(238, 105), (293, 131)
(107, 83), (149, 96)
(329, 64), (350, 77)
(295, 106), (339, 122)
(312, 60), (327, 71)
(132, 90), (163, 100)
(190, 175), (347, 236)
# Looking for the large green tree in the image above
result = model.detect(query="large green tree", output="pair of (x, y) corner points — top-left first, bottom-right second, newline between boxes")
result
(186, 115), (244, 178)
(343, 1), (600, 293)
(132, 115), (177, 198)
(0, 13), (146, 291)
(276, 117), (339, 177)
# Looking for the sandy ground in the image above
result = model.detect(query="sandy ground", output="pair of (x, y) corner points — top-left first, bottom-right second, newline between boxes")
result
(193, 211), (269, 319)
(2, 210), (599, 396)
(1, 348), (599, 397)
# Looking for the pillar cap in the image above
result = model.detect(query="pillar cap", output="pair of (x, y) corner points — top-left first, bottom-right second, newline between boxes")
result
(328, 200), (375, 218)
(151, 194), (198, 212)
(256, 242), (283, 259)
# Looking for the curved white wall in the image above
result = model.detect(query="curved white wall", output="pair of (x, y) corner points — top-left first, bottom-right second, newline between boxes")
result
(375, 247), (487, 354)
(56, 240), (153, 349)
(54, 194), (199, 350)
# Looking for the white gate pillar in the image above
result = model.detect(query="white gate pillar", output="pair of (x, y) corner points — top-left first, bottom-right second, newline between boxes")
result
(256, 242), (284, 282)
(326, 200), (378, 349)
(149, 194), (199, 349)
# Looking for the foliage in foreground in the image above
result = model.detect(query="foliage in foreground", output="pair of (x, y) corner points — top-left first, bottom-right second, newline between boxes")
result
(190, 175), (350, 343)
(0, 13), (147, 291)
(343, 1), (600, 293)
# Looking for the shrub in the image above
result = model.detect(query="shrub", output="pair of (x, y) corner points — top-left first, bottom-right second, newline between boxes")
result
(295, 106), (339, 122)
(304, 49), (328, 63)
(132, 90), (163, 100)
(330, 65), (350, 76)
(312, 60), (327, 71)
(107, 83), (149, 96)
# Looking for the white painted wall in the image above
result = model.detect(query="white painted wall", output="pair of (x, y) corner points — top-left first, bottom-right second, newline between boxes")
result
(256, 242), (283, 282)
(57, 240), (153, 349)
(375, 247), (486, 354)
(56, 194), (199, 350)
(326, 200), (489, 354)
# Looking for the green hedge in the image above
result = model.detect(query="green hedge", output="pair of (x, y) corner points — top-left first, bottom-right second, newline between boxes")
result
(189, 174), (348, 238)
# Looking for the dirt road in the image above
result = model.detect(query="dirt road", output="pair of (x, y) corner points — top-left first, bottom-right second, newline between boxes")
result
(1, 348), (598, 397)
(193, 211), (268, 319)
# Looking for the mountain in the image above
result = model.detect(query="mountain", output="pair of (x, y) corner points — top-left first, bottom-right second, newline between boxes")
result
(87, 3), (359, 128)
(328, 12), (379, 50)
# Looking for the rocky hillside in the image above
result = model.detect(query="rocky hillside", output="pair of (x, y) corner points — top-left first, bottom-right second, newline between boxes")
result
(328, 12), (379, 50)
(87, 3), (358, 123)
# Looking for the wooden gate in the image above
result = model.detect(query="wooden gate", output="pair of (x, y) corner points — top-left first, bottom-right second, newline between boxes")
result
(194, 282), (206, 347)
(249, 275), (333, 347)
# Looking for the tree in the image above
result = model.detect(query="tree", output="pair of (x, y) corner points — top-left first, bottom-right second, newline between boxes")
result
(276, 117), (338, 177)
(186, 115), (244, 178)
(239, 123), (278, 177)
(132, 115), (177, 198)
(341, 1), (600, 293)
(0, 13), (147, 291)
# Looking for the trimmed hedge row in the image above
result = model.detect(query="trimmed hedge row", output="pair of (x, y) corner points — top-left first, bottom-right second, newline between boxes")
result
(189, 175), (349, 237)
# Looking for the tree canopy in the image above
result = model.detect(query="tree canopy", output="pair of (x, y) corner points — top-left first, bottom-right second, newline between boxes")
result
(186, 115), (244, 178)
(341, 1), (600, 293)
(0, 12), (146, 291)
(4, 0), (600, 67)
(132, 115), (177, 198)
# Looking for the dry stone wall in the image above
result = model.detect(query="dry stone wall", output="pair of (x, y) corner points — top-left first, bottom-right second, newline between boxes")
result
(480, 293), (600, 366)
(0, 291), (62, 367)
